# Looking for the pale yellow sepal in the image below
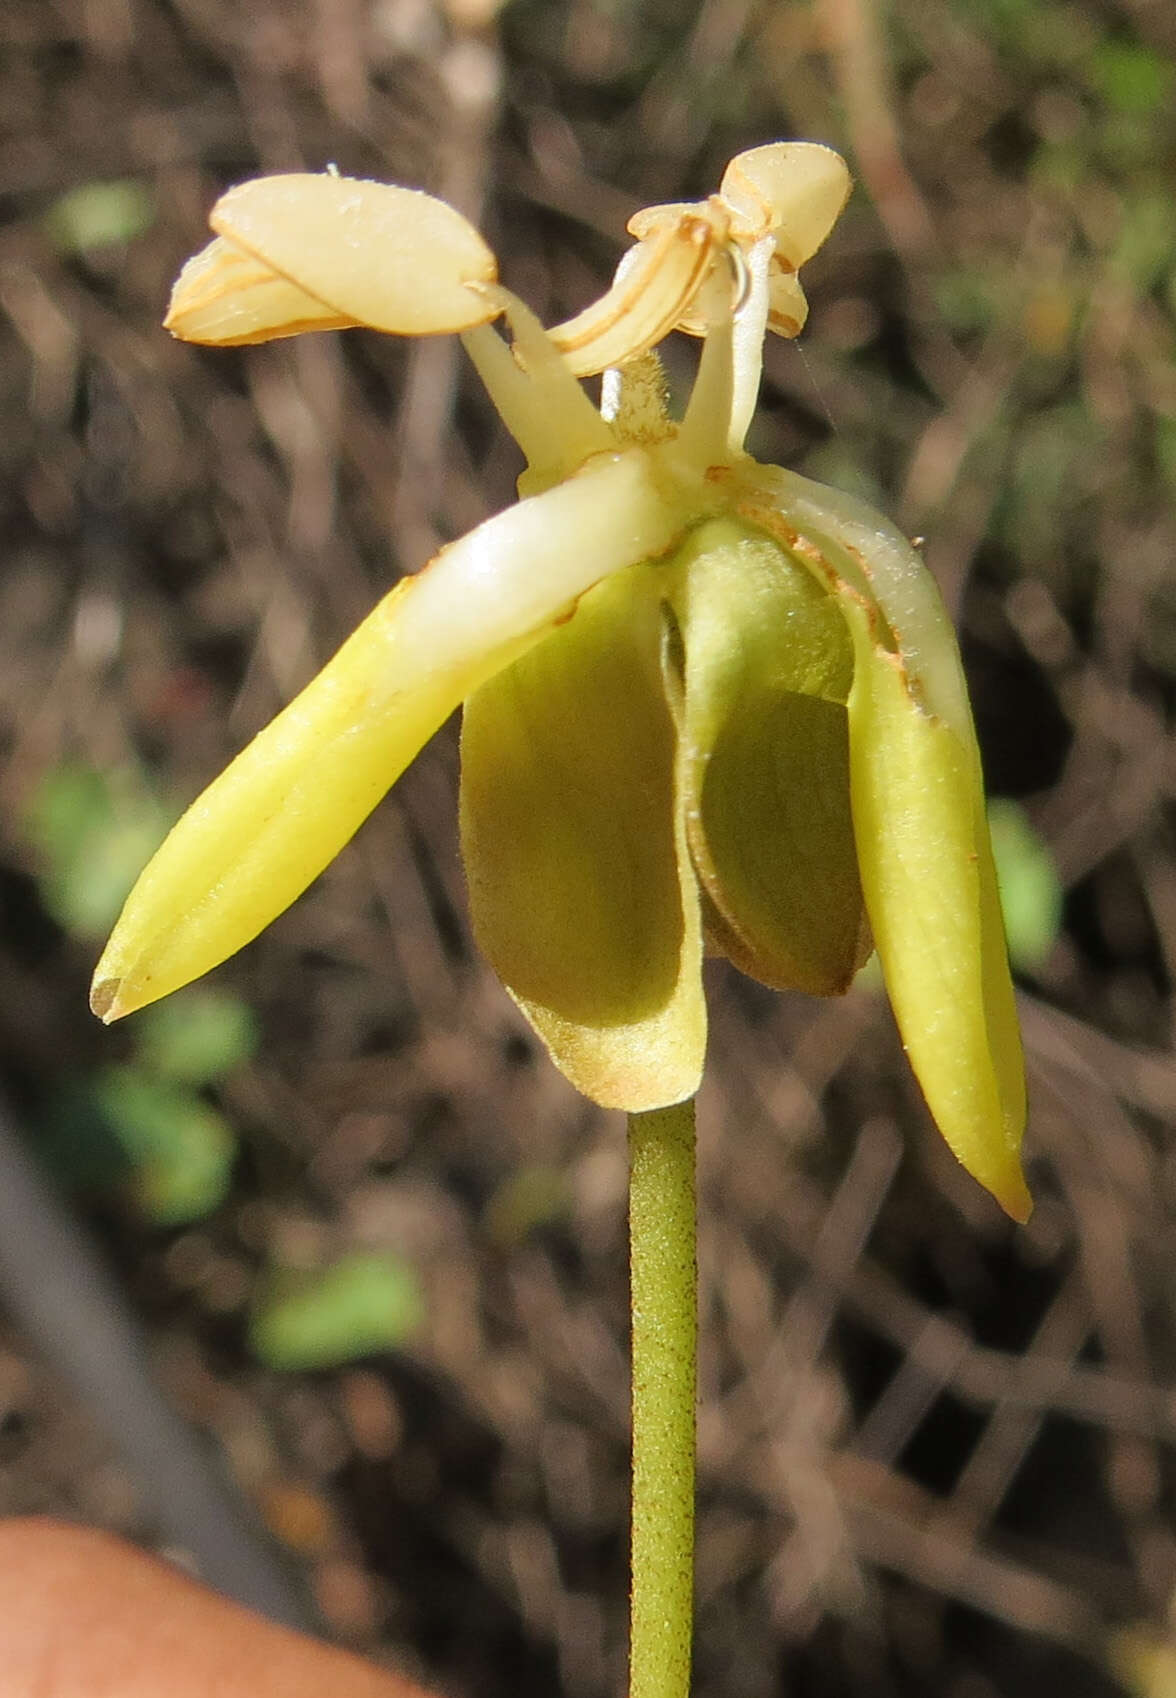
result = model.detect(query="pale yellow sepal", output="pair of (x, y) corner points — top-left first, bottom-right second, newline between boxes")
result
(92, 452), (684, 1022)
(460, 565), (704, 1112)
(733, 464), (975, 745)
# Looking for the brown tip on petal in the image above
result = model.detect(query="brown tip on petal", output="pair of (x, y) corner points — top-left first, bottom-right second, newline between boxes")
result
(89, 978), (122, 1023)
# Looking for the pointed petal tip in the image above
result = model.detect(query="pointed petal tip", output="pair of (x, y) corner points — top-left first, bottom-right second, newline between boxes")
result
(964, 1151), (1030, 1223)
(996, 1168), (1033, 1225)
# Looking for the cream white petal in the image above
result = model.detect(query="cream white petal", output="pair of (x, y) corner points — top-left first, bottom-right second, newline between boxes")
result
(547, 214), (723, 376)
(165, 237), (357, 344)
(210, 174), (501, 336)
(766, 264), (808, 337)
(720, 143), (851, 268)
(626, 201), (702, 242)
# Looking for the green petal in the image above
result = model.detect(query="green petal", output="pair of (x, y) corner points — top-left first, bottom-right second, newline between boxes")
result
(733, 466), (1028, 1218)
(93, 452), (685, 1021)
(460, 564), (704, 1111)
(667, 519), (869, 995)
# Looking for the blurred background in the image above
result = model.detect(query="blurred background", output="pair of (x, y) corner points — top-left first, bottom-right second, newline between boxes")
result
(2, 0), (1176, 1694)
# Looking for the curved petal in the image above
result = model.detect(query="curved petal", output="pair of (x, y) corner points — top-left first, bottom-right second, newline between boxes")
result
(720, 143), (851, 267)
(460, 564), (704, 1111)
(731, 468), (1028, 1219)
(766, 263), (808, 338)
(839, 597), (1029, 1219)
(92, 450), (687, 1022)
(667, 519), (868, 995)
(210, 174), (501, 336)
(165, 237), (358, 345)
(626, 201), (701, 241)
(547, 212), (724, 377)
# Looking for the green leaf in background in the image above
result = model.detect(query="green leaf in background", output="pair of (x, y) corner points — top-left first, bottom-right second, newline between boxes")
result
(250, 1253), (423, 1372)
(93, 1066), (236, 1225)
(987, 799), (1063, 972)
(933, 265), (1005, 337)
(1092, 42), (1173, 117)
(44, 179), (156, 253)
(38, 1078), (134, 1194)
(25, 761), (172, 941)
(1108, 191), (1176, 292)
(484, 1164), (570, 1246)
(135, 990), (259, 1085)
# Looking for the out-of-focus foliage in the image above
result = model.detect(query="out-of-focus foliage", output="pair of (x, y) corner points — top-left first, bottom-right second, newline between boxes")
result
(135, 991), (259, 1086)
(43, 180), (156, 255)
(988, 799), (1063, 971)
(26, 762), (172, 941)
(92, 1064), (236, 1224)
(25, 764), (256, 1222)
(250, 1253), (423, 1371)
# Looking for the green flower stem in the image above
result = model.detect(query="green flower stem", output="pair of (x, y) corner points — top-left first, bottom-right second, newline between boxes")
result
(628, 1098), (697, 1698)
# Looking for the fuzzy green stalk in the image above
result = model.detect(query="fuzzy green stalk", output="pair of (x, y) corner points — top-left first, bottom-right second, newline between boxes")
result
(628, 1097), (697, 1698)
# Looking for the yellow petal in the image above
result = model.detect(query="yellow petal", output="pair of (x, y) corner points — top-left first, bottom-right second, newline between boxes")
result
(460, 563), (705, 1111)
(209, 174), (501, 336)
(165, 237), (358, 344)
(720, 143), (851, 268)
(92, 450), (686, 1022)
(667, 519), (869, 994)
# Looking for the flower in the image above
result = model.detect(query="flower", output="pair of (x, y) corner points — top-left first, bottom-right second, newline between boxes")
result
(91, 144), (1029, 1219)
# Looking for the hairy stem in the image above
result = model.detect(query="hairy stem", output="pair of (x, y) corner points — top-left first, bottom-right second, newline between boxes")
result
(628, 1098), (697, 1698)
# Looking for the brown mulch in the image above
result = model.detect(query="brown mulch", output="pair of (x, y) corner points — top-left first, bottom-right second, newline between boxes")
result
(3, 2), (1176, 1696)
